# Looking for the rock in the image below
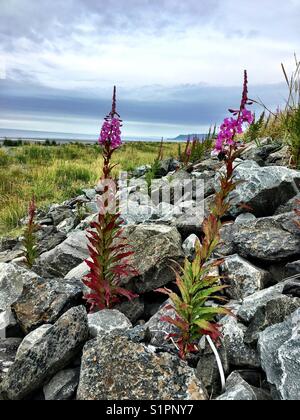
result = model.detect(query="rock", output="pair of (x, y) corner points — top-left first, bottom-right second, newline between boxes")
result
(235, 213), (257, 225)
(43, 368), (79, 400)
(65, 260), (89, 281)
(0, 308), (22, 338)
(216, 371), (271, 400)
(1, 306), (88, 400)
(220, 213), (300, 263)
(47, 205), (74, 226)
(56, 217), (75, 234)
(245, 295), (300, 344)
(222, 160), (300, 217)
(0, 338), (22, 384)
(182, 234), (200, 260)
(16, 325), (52, 359)
(114, 298), (145, 324)
(77, 333), (207, 400)
(220, 315), (260, 368)
(88, 310), (132, 338)
(36, 229), (67, 255)
(126, 325), (151, 344)
(266, 145), (291, 166)
(120, 199), (159, 225)
(0, 263), (38, 312)
(11, 277), (83, 334)
(144, 299), (178, 349)
(275, 193), (300, 215)
(242, 141), (283, 166)
(0, 249), (24, 264)
(258, 308), (300, 400)
(82, 188), (97, 200)
(0, 238), (18, 253)
(196, 343), (229, 396)
(132, 165), (151, 178)
(192, 170), (216, 197)
(123, 224), (184, 293)
(36, 230), (89, 278)
(285, 260), (300, 277)
(282, 277), (300, 297)
(237, 281), (290, 323)
(220, 254), (271, 300)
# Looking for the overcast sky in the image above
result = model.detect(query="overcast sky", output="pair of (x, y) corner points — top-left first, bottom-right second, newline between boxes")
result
(0, 0), (299, 138)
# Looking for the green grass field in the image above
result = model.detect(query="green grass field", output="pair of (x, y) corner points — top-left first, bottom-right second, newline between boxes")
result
(0, 141), (179, 237)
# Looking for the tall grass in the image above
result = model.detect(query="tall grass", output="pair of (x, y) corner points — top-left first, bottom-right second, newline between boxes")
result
(0, 141), (179, 236)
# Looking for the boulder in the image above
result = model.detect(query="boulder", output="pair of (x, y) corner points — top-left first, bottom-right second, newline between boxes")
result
(123, 224), (184, 293)
(218, 213), (300, 263)
(1, 306), (88, 400)
(0, 338), (22, 384)
(144, 299), (178, 349)
(285, 260), (300, 277)
(220, 315), (260, 368)
(77, 333), (207, 400)
(47, 205), (74, 226)
(11, 277), (83, 334)
(0, 263), (38, 312)
(87, 310), (132, 338)
(182, 234), (200, 260)
(275, 193), (300, 215)
(43, 368), (80, 400)
(216, 371), (271, 400)
(245, 295), (300, 345)
(258, 309), (300, 400)
(282, 277), (300, 298)
(36, 230), (89, 278)
(222, 160), (300, 217)
(220, 254), (271, 300)
(16, 324), (52, 359)
(237, 281), (290, 323)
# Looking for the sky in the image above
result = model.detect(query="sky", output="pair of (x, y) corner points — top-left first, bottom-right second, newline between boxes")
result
(0, 0), (299, 139)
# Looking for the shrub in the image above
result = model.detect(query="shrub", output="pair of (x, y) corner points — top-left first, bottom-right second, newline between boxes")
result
(157, 71), (254, 359)
(83, 87), (138, 311)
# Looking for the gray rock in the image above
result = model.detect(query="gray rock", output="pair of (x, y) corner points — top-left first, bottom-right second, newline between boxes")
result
(1, 306), (88, 400)
(285, 260), (300, 277)
(220, 213), (300, 263)
(216, 371), (271, 400)
(82, 188), (97, 200)
(56, 217), (75, 234)
(258, 308), (300, 400)
(144, 299), (178, 349)
(245, 295), (300, 344)
(123, 224), (184, 293)
(36, 229), (67, 255)
(114, 298), (145, 324)
(182, 234), (200, 260)
(282, 277), (300, 297)
(0, 263), (38, 312)
(221, 160), (300, 217)
(133, 165), (151, 178)
(275, 193), (300, 215)
(16, 324), (52, 359)
(220, 254), (270, 300)
(120, 199), (159, 225)
(235, 213), (257, 225)
(88, 310), (132, 338)
(237, 282), (289, 323)
(0, 308), (21, 338)
(220, 315), (260, 368)
(0, 249), (24, 264)
(266, 145), (291, 166)
(37, 230), (89, 277)
(12, 277), (83, 334)
(77, 333), (207, 400)
(0, 338), (22, 384)
(43, 368), (79, 400)
(47, 205), (74, 226)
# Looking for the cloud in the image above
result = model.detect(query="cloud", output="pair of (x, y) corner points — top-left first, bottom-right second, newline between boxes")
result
(0, 0), (298, 136)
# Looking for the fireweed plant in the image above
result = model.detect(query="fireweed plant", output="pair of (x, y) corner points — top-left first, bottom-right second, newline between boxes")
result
(83, 87), (138, 311)
(23, 196), (38, 268)
(157, 71), (254, 359)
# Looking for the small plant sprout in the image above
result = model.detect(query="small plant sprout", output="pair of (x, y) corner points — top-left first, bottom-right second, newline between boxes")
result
(83, 87), (138, 312)
(23, 196), (38, 268)
(157, 71), (254, 360)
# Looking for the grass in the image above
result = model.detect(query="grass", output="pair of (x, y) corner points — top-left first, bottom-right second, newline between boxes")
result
(0, 141), (179, 237)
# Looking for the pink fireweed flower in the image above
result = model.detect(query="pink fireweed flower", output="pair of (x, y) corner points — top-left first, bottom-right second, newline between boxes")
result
(98, 86), (123, 150)
(214, 70), (254, 153)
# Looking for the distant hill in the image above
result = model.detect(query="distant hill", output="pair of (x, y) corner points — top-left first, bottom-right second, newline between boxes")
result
(172, 134), (206, 141)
